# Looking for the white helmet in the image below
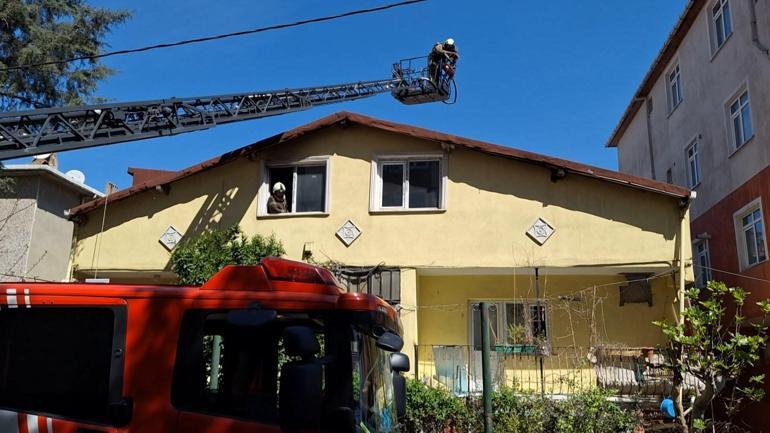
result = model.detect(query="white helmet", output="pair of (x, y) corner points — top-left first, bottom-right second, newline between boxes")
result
(445, 38), (455, 46)
(272, 182), (286, 193)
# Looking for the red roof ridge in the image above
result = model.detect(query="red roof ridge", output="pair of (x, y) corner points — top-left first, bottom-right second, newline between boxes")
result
(69, 111), (690, 217)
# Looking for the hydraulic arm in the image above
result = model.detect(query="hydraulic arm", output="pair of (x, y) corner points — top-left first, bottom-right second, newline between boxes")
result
(0, 56), (455, 160)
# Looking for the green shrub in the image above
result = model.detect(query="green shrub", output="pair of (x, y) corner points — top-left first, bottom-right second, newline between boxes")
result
(404, 380), (637, 433)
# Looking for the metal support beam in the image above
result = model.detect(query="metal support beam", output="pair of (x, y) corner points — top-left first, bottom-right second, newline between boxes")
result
(480, 301), (493, 433)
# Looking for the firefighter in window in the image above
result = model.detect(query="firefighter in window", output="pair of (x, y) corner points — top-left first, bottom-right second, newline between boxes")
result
(428, 38), (458, 87)
(267, 182), (287, 214)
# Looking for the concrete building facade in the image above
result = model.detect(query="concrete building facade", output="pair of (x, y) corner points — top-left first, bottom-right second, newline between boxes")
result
(608, 0), (770, 425)
(0, 163), (102, 282)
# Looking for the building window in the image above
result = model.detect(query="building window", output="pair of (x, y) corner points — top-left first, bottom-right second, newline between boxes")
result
(469, 301), (548, 351)
(686, 140), (701, 188)
(371, 154), (446, 211)
(260, 158), (329, 216)
(734, 199), (768, 269)
(336, 266), (401, 304)
(712, 0), (733, 49)
(694, 240), (712, 287)
(668, 64), (683, 111)
(729, 91), (753, 150)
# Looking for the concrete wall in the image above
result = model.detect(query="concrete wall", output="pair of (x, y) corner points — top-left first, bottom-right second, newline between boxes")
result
(71, 125), (690, 278)
(0, 177), (37, 281)
(616, 0), (770, 219)
(26, 179), (82, 282)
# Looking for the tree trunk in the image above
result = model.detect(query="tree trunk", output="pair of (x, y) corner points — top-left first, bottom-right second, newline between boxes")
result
(673, 375), (688, 433)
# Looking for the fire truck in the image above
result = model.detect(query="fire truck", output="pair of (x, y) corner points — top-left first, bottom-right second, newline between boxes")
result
(0, 258), (409, 433)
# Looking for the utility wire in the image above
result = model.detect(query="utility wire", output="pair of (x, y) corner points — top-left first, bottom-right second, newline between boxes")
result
(0, 0), (427, 73)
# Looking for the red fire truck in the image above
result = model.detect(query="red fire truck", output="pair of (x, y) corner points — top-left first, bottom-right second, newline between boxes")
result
(0, 258), (409, 433)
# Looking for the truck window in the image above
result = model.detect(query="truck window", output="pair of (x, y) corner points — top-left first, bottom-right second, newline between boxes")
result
(0, 307), (126, 424)
(172, 311), (326, 423)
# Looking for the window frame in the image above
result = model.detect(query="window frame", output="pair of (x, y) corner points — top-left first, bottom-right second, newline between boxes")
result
(709, 0), (733, 54)
(467, 300), (549, 352)
(727, 90), (754, 151)
(693, 239), (712, 288)
(258, 156), (331, 218)
(733, 198), (768, 270)
(369, 153), (448, 213)
(685, 139), (701, 188)
(667, 63), (683, 113)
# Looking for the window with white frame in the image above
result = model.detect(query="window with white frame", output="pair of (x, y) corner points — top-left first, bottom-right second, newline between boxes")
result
(735, 200), (767, 269)
(260, 158), (329, 215)
(668, 64), (683, 111)
(372, 155), (445, 211)
(686, 140), (701, 188)
(729, 90), (753, 150)
(694, 240), (712, 287)
(711, 0), (733, 50)
(469, 301), (547, 351)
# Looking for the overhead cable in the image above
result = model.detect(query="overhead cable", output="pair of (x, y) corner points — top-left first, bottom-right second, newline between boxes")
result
(0, 0), (427, 73)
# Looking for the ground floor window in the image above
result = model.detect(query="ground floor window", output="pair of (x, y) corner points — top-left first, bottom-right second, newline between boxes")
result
(469, 301), (548, 351)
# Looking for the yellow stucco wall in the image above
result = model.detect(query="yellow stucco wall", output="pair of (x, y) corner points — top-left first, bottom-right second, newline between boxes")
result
(72, 124), (691, 277)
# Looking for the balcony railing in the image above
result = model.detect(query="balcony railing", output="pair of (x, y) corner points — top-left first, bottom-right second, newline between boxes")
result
(415, 345), (704, 398)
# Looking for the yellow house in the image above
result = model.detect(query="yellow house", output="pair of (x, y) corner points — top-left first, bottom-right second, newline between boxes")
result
(68, 111), (694, 395)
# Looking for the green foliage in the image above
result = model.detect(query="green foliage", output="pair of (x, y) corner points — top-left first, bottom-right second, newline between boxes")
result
(404, 379), (637, 433)
(0, 0), (130, 110)
(169, 224), (285, 285)
(654, 281), (770, 429)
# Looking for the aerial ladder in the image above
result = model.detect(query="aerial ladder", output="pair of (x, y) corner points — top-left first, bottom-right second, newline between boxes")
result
(0, 55), (456, 161)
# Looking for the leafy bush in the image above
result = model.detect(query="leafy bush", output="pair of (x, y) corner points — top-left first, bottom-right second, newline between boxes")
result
(169, 224), (285, 285)
(404, 379), (637, 433)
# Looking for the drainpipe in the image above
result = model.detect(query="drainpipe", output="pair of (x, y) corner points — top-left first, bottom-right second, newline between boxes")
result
(641, 97), (657, 180)
(674, 194), (694, 430)
(749, 0), (770, 57)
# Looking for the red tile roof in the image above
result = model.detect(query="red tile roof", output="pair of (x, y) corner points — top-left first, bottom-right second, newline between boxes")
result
(606, 0), (705, 147)
(69, 111), (690, 217)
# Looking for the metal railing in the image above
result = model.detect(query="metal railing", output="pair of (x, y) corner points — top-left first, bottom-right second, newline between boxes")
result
(415, 345), (704, 398)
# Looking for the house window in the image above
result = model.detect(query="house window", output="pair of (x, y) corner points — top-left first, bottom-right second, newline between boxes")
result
(371, 155), (446, 211)
(668, 64), (683, 111)
(469, 301), (547, 351)
(729, 91), (753, 150)
(261, 158), (329, 215)
(694, 240), (712, 287)
(735, 201), (767, 268)
(712, 0), (733, 49)
(686, 141), (701, 188)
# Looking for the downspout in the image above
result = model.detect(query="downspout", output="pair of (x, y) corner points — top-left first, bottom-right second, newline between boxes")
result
(636, 97), (657, 180)
(749, 0), (770, 57)
(674, 193), (694, 431)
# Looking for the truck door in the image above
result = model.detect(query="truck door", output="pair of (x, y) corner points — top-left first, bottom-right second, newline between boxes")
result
(0, 293), (128, 433)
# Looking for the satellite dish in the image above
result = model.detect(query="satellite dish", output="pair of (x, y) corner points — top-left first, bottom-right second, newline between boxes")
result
(65, 170), (86, 184)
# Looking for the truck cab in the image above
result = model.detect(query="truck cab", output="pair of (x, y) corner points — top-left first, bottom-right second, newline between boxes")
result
(0, 258), (408, 433)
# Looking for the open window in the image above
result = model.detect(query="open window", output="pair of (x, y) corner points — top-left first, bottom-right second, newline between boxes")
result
(370, 154), (446, 212)
(259, 157), (330, 216)
(469, 301), (548, 353)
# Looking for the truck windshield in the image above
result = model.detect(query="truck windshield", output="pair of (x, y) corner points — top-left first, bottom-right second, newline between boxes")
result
(354, 331), (397, 433)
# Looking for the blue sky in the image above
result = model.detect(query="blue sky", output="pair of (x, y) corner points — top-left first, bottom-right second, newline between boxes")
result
(11, 1), (687, 191)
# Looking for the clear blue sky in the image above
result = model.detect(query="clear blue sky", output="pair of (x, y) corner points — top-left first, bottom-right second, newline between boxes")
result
(11, 0), (688, 191)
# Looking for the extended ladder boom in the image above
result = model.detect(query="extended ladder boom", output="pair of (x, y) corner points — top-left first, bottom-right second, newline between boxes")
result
(0, 78), (398, 160)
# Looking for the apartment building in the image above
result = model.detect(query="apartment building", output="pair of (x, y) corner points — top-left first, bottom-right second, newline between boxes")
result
(608, 0), (769, 425)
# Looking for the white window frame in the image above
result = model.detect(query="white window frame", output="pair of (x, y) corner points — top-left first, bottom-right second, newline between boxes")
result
(693, 239), (712, 288)
(726, 89), (754, 151)
(468, 300), (549, 351)
(257, 156), (331, 217)
(709, 0), (733, 54)
(733, 198), (768, 270)
(667, 63), (683, 113)
(369, 153), (447, 212)
(685, 139), (701, 188)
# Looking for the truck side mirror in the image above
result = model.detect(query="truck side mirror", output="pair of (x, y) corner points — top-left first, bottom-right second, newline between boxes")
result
(279, 326), (322, 432)
(390, 353), (410, 421)
(376, 331), (404, 352)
